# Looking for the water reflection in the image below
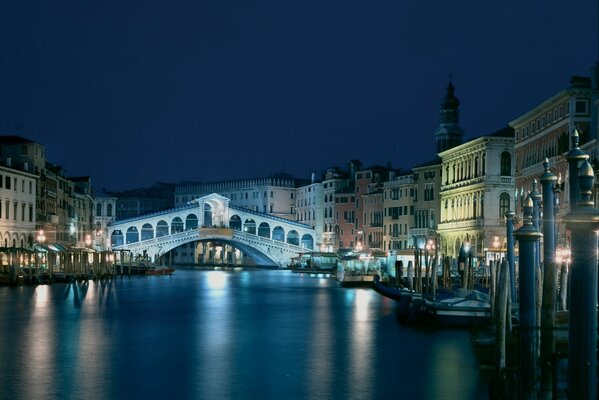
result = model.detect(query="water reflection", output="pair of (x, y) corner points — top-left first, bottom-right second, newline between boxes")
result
(0, 270), (488, 399)
(348, 289), (374, 400)
(21, 285), (56, 400)
(306, 289), (333, 398)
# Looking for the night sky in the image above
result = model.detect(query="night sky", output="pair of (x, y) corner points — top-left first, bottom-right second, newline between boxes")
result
(1, 1), (597, 191)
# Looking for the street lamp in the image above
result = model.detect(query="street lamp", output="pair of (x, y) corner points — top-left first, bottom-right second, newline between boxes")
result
(36, 230), (46, 244)
(85, 234), (92, 247)
(493, 236), (500, 261)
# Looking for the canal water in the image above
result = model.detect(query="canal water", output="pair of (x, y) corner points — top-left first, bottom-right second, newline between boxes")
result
(0, 269), (489, 400)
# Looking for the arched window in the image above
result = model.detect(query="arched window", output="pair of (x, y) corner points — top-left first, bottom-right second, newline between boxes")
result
(96, 203), (102, 217)
(500, 152), (511, 176)
(499, 192), (510, 218)
(107, 204), (113, 217)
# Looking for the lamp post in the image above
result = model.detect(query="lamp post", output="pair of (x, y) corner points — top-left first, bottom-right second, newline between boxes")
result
(565, 160), (598, 400)
(36, 229), (46, 244)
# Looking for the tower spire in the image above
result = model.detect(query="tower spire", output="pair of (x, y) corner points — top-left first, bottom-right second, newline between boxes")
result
(434, 76), (464, 153)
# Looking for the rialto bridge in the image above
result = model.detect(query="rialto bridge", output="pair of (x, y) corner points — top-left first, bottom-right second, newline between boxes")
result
(107, 193), (315, 268)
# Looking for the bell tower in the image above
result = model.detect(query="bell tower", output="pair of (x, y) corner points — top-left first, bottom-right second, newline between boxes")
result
(434, 78), (465, 153)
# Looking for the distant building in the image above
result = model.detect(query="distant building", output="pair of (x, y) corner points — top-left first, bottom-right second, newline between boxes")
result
(382, 171), (415, 252)
(434, 80), (465, 153)
(70, 176), (95, 248)
(295, 177), (324, 248)
(175, 174), (307, 220)
(113, 182), (175, 220)
(411, 159), (442, 253)
(93, 190), (117, 251)
(0, 164), (37, 248)
(321, 168), (349, 252)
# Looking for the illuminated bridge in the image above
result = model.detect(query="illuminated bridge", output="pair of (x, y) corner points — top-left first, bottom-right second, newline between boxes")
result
(107, 193), (315, 268)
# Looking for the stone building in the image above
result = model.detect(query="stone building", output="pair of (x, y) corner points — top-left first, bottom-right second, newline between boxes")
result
(382, 171), (414, 252)
(509, 69), (598, 220)
(437, 127), (515, 259)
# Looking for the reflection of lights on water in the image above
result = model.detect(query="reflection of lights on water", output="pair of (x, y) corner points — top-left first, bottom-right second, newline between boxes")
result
(206, 272), (227, 290)
(34, 285), (50, 308)
(354, 289), (370, 322)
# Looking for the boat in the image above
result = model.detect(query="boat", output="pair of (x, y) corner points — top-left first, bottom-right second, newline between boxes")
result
(423, 288), (491, 326)
(372, 275), (423, 321)
(145, 266), (175, 275)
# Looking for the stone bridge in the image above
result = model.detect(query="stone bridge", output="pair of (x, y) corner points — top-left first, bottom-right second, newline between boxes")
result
(107, 193), (315, 267)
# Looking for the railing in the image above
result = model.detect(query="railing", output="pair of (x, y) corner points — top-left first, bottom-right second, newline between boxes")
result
(110, 203), (197, 226)
(228, 205), (312, 229)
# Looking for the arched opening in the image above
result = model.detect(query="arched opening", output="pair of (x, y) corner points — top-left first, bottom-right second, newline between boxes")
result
(301, 234), (314, 249)
(107, 204), (113, 217)
(287, 230), (299, 246)
(258, 222), (270, 238)
(171, 217), (184, 234)
(229, 215), (242, 231)
(272, 226), (285, 242)
(204, 204), (212, 227)
(244, 219), (256, 235)
(109, 230), (121, 248)
(156, 220), (169, 237)
(126, 227), (139, 244)
(141, 223), (154, 241)
(186, 214), (198, 230)
(500, 151), (511, 176)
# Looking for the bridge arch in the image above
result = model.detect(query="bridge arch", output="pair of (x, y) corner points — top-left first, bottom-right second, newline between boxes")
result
(171, 217), (184, 234)
(287, 230), (299, 246)
(111, 230), (124, 247)
(301, 234), (314, 249)
(229, 215), (242, 230)
(258, 222), (270, 238)
(126, 227), (139, 244)
(156, 220), (169, 237)
(141, 223), (154, 241)
(272, 226), (285, 242)
(203, 204), (212, 227)
(108, 193), (316, 268)
(244, 218), (256, 235)
(186, 214), (198, 230)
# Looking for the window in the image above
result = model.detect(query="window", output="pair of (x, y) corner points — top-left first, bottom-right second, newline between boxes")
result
(500, 152), (511, 176)
(575, 100), (588, 115)
(107, 204), (113, 217)
(21, 204), (25, 221)
(5, 176), (10, 189)
(96, 203), (102, 216)
(29, 205), (33, 222)
(29, 181), (32, 194)
(499, 192), (510, 218)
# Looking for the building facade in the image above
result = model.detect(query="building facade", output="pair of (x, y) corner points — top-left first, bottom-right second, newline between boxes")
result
(0, 165), (37, 248)
(437, 128), (515, 260)
(510, 71), (598, 220)
(383, 171), (415, 252)
(175, 175), (303, 220)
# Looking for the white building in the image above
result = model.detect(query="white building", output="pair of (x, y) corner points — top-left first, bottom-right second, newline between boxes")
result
(93, 192), (117, 251)
(295, 180), (324, 249)
(0, 165), (37, 248)
(437, 127), (515, 260)
(175, 175), (305, 221)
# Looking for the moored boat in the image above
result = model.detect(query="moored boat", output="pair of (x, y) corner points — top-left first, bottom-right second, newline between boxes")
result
(146, 267), (175, 275)
(423, 289), (491, 326)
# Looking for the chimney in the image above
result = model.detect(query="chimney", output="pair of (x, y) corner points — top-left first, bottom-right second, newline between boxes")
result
(6, 157), (11, 167)
(311, 172), (315, 184)
(23, 162), (28, 172)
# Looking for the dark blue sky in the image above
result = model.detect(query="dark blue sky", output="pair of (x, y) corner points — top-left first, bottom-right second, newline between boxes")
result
(0, 1), (597, 191)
